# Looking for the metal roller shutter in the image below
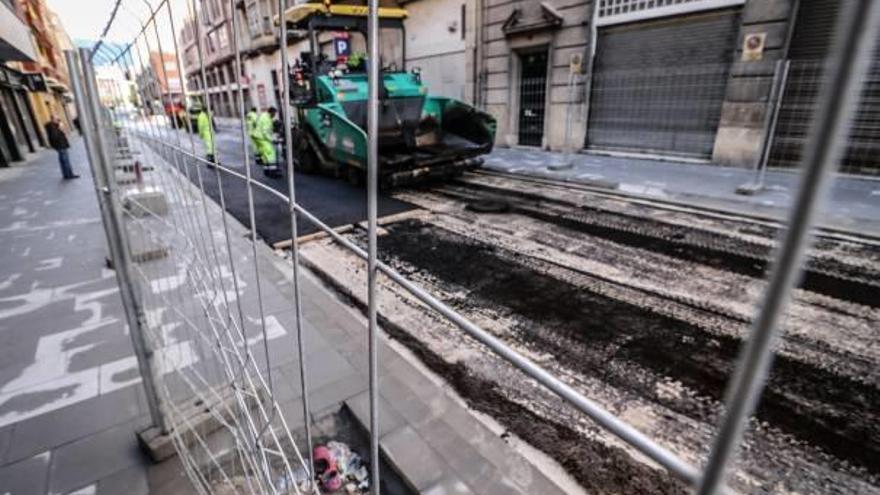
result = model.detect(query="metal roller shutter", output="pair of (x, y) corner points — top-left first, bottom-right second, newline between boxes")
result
(770, 0), (880, 175)
(786, 0), (837, 60)
(586, 8), (741, 157)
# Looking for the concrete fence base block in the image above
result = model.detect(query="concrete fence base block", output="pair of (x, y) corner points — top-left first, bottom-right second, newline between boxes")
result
(114, 158), (135, 169)
(115, 162), (155, 173)
(105, 243), (168, 268)
(115, 171), (139, 185)
(137, 389), (262, 463)
(120, 218), (170, 264)
(129, 245), (169, 263)
(123, 187), (169, 217)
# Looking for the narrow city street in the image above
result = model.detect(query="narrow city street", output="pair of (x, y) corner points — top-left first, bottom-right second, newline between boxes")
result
(127, 115), (880, 493)
(300, 171), (880, 494)
(133, 116), (880, 242)
(4, 0), (880, 491)
(130, 119), (415, 244)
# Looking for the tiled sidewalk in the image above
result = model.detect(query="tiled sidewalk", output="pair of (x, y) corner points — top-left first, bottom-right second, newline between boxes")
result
(136, 136), (569, 495)
(0, 141), (151, 494)
(0, 136), (570, 494)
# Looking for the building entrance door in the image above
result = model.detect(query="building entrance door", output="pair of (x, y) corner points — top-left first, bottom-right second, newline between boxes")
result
(518, 50), (548, 147)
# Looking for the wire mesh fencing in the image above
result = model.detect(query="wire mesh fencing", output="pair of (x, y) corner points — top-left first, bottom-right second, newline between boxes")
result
(67, 45), (317, 494)
(63, 0), (880, 494)
(770, 58), (880, 176)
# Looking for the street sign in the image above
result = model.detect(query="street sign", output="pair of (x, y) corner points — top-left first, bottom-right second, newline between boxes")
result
(742, 32), (766, 61)
(569, 53), (583, 74)
(334, 35), (351, 59)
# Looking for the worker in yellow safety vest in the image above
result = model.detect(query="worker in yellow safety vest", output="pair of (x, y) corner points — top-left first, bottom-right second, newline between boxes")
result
(196, 105), (215, 165)
(246, 107), (259, 162)
(253, 107), (277, 167)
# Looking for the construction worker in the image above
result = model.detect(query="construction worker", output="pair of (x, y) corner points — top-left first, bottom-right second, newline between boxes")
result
(254, 107), (277, 168)
(196, 105), (216, 166)
(246, 107), (259, 163)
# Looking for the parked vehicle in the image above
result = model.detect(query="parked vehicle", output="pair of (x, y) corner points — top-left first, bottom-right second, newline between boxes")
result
(163, 97), (202, 133)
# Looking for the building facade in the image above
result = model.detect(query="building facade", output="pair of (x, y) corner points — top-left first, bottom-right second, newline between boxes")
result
(0, 0), (38, 166)
(472, 0), (879, 174)
(136, 52), (184, 114)
(404, 0), (469, 100)
(15, 0), (73, 142)
(182, 0), (470, 115)
(236, 0), (288, 112)
(179, 0), (879, 175)
(97, 63), (135, 109)
(180, 0), (243, 117)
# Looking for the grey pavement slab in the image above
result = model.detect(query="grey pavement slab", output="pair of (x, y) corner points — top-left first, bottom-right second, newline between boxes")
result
(96, 464), (150, 495)
(269, 309), (332, 353)
(279, 345), (358, 393)
(47, 416), (150, 495)
(419, 418), (498, 492)
(375, 374), (439, 431)
(305, 370), (366, 420)
(0, 425), (11, 463)
(382, 425), (449, 492)
(0, 452), (50, 494)
(5, 385), (144, 464)
(345, 391), (407, 438)
(422, 477), (474, 495)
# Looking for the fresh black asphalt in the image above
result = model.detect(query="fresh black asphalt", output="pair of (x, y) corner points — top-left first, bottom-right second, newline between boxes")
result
(139, 123), (414, 245)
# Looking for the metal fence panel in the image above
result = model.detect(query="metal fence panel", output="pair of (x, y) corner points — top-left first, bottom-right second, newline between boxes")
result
(66, 0), (880, 493)
(771, 57), (880, 176)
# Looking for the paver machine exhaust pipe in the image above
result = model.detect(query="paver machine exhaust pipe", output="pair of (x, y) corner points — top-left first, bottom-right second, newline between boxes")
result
(281, 2), (496, 187)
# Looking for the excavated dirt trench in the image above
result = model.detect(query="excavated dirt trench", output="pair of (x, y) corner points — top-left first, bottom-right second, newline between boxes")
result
(311, 272), (691, 495)
(376, 219), (880, 477)
(430, 181), (880, 308)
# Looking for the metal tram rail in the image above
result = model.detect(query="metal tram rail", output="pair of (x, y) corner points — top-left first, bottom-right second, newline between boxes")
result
(468, 169), (880, 246)
(65, 0), (880, 493)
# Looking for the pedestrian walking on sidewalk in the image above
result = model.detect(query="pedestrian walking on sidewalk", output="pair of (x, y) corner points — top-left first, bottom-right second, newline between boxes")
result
(45, 116), (78, 179)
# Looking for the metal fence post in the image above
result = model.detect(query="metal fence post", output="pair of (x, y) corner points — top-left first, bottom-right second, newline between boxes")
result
(278, 0), (316, 484)
(550, 70), (577, 170)
(696, 1), (880, 493)
(579, 0), (600, 147)
(367, 0), (381, 492)
(68, 47), (167, 433)
(737, 59), (790, 195)
(755, 60), (790, 189)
